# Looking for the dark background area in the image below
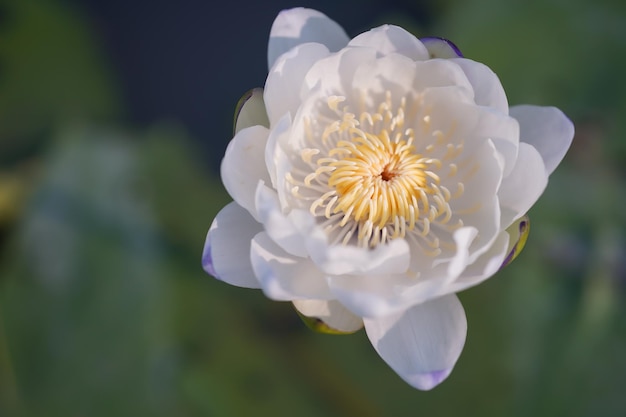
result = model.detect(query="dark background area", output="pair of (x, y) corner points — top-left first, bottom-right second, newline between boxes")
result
(79, 0), (437, 170)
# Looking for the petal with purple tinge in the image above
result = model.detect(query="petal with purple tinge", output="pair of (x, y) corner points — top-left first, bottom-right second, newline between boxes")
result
(268, 7), (349, 70)
(203, 202), (262, 288)
(364, 294), (467, 390)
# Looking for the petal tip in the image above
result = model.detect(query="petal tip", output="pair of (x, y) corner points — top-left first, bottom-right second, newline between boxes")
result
(404, 369), (452, 390)
(268, 7), (348, 70)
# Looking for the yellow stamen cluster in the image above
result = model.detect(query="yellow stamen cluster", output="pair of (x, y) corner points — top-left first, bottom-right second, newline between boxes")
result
(289, 92), (464, 249)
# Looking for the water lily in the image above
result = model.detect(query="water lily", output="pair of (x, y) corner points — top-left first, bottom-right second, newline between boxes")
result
(203, 7), (574, 390)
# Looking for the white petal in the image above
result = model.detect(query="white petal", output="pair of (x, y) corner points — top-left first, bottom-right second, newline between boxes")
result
(374, 228), (487, 316)
(446, 138), (503, 264)
(202, 202), (262, 288)
(265, 42), (330, 126)
(351, 56), (474, 102)
(498, 142), (548, 228)
(234, 88), (269, 134)
(325, 230), (466, 318)
(466, 105), (519, 177)
(267, 8), (349, 70)
(254, 182), (310, 257)
(447, 227), (479, 278)
(327, 272), (418, 318)
(302, 46), (378, 96)
(351, 53), (418, 99)
(364, 294), (467, 390)
(264, 113), (292, 191)
(348, 25), (430, 60)
(220, 126), (271, 222)
(446, 230), (510, 294)
(451, 58), (509, 114)
(510, 105), (574, 175)
(412, 59), (475, 96)
(305, 227), (411, 276)
(250, 232), (332, 301)
(293, 299), (363, 332)
(325, 228), (476, 319)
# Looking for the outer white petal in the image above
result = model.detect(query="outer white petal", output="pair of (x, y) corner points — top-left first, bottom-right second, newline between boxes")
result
(254, 182), (310, 257)
(264, 113), (292, 192)
(499, 142), (548, 228)
(302, 46), (378, 96)
(265, 42), (330, 126)
(352, 56), (474, 102)
(305, 225), (411, 276)
(234, 88), (269, 134)
(293, 299), (363, 332)
(447, 227), (479, 278)
(469, 107), (519, 177)
(364, 294), (467, 390)
(510, 105), (574, 175)
(348, 25), (430, 60)
(268, 8), (349, 70)
(351, 53), (418, 99)
(341, 227), (487, 319)
(220, 126), (271, 222)
(451, 58), (509, 114)
(412, 59), (475, 97)
(202, 202), (262, 288)
(326, 272), (415, 318)
(445, 138), (503, 264)
(327, 263), (461, 319)
(325, 227), (475, 318)
(446, 231), (510, 294)
(250, 232), (332, 301)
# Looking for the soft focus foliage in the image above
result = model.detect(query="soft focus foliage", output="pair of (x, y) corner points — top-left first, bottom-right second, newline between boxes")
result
(1, 0), (625, 415)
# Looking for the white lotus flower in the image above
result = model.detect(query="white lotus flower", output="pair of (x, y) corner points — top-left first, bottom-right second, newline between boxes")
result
(203, 7), (574, 390)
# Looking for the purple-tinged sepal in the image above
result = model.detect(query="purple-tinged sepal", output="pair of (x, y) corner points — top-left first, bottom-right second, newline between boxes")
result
(420, 37), (463, 58)
(202, 230), (218, 278)
(501, 215), (530, 269)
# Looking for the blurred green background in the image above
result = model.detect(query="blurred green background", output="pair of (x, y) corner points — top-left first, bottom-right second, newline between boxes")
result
(1, 0), (625, 416)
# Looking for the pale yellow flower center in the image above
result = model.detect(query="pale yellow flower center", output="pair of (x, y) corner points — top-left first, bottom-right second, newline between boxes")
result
(288, 92), (464, 250)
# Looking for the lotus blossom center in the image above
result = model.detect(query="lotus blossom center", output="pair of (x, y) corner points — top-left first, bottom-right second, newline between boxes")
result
(289, 92), (464, 250)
